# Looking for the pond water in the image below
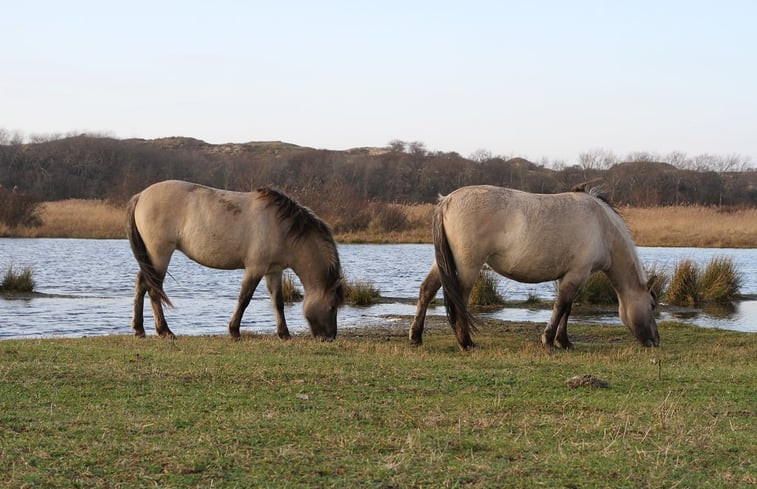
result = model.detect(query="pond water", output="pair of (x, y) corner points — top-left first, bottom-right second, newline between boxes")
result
(1, 239), (755, 339)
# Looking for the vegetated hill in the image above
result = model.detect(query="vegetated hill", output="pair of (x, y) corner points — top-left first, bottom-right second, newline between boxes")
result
(1, 136), (756, 212)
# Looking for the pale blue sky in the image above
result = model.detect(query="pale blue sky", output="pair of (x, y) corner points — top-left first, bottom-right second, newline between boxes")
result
(2, 1), (755, 164)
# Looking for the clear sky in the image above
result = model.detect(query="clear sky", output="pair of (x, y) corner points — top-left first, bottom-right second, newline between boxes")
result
(2, 1), (755, 164)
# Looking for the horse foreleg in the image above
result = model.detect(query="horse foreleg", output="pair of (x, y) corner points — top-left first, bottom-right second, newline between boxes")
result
(265, 271), (291, 340)
(409, 264), (441, 345)
(131, 272), (148, 338)
(554, 302), (574, 350)
(543, 276), (582, 349)
(228, 273), (262, 339)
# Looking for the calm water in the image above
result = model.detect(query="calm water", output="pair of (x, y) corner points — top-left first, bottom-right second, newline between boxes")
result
(1, 239), (755, 339)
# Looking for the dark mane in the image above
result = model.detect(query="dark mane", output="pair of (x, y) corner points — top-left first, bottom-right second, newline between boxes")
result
(257, 187), (333, 241)
(571, 179), (619, 215)
(256, 187), (344, 304)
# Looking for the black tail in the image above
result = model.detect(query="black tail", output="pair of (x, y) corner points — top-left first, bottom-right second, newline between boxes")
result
(126, 194), (172, 307)
(432, 200), (476, 334)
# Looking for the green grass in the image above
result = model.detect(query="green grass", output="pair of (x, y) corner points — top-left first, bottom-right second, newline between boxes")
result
(1, 265), (35, 292)
(0, 320), (754, 488)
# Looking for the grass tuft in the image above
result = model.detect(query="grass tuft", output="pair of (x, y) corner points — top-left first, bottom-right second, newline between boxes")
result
(667, 259), (701, 306)
(281, 272), (303, 302)
(468, 268), (505, 306)
(574, 272), (617, 305)
(1, 265), (35, 292)
(344, 279), (381, 306)
(699, 256), (741, 303)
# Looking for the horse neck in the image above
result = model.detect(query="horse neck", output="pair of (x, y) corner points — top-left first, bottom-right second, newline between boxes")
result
(289, 234), (339, 292)
(603, 223), (647, 299)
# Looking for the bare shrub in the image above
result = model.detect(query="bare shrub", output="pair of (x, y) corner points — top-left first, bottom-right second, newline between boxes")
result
(369, 204), (408, 233)
(0, 188), (42, 228)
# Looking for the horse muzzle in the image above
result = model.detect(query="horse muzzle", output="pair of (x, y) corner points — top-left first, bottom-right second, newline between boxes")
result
(642, 336), (660, 347)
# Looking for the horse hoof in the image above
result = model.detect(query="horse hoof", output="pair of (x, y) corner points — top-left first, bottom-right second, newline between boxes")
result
(133, 330), (146, 338)
(541, 334), (555, 348)
(409, 335), (423, 346)
(278, 333), (292, 341)
(556, 339), (575, 350)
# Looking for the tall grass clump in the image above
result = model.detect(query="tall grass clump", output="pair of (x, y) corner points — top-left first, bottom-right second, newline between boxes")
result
(667, 259), (701, 306)
(344, 279), (381, 306)
(281, 272), (303, 302)
(1, 265), (35, 293)
(468, 268), (505, 306)
(699, 256), (741, 303)
(574, 272), (617, 305)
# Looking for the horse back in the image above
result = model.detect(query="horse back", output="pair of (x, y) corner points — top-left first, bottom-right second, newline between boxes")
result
(441, 186), (612, 282)
(133, 180), (283, 270)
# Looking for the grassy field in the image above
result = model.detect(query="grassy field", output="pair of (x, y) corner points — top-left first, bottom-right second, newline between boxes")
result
(1, 318), (754, 488)
(3, 200), (757, 248)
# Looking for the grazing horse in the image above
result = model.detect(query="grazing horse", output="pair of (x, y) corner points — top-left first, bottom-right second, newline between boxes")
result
(127, 180), (344, 340)
(409, 185), (659, 351)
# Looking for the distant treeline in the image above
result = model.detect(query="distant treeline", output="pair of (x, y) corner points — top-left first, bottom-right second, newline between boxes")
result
(1, 134), (756, 214)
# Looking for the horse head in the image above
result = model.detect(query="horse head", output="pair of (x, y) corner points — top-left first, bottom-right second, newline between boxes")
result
(304, 279), (344, 340)
(619, 276), (660, 347)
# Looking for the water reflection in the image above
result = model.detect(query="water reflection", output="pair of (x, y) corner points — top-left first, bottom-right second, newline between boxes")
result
(0, 239), (755, 339)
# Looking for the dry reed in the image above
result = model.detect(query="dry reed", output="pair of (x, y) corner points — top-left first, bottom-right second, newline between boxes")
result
(5, 200), (757, 248)
(620, 206), (757, 248)
(7, 200), (125, 238)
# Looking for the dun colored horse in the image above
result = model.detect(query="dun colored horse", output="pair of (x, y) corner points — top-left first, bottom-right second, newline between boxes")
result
(409, 185), (659, 350)
(127, 180), (344, 340)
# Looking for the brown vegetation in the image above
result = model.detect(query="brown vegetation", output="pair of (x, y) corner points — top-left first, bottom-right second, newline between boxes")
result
(620, 206), (757, 248)
(2, 199), (125, 238)
(5, 199), (756, 248)
(2, 135), (756, 209)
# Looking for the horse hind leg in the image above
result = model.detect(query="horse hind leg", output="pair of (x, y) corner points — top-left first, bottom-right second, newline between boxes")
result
(409, 264), (442, 346)
(132, 271), (148, 337)
(148, 280), (174, 338)
(265, 271), (291, 340)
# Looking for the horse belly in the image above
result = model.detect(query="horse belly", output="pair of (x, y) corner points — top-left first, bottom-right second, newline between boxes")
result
(176, 223), (252, 270)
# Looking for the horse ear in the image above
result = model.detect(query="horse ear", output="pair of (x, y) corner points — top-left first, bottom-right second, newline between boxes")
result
(646, 275), (659, 305)
(646, 275), (657, 291)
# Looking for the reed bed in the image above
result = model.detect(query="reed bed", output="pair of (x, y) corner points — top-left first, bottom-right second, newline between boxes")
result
(4, 200), (756, 248)
(620, 205), (757, 248)
(6, 199), (126, 238)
